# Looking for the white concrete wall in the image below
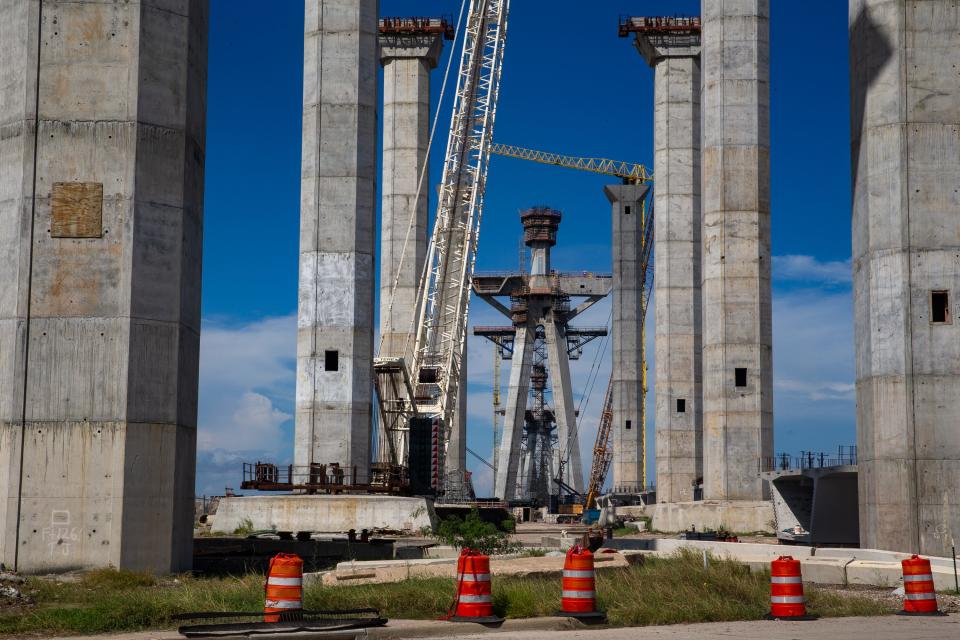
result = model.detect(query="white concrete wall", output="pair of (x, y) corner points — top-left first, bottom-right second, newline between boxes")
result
(650, 499), (774, 533)
(211, 495), (436, 534)
(637, 36), (703, 504)
(296, 0), (379, 482)
(0, 0), (207, 573)
(850, 0), (960, 558)
(700, 0), (773, 501)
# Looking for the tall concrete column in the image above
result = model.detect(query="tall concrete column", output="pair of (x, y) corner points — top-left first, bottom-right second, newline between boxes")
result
(296, 0), (379, 483)
(0, 0), (207, 572)
(635, 26), (703, 504)
(851, 0), (960, 556)
(378, 28), (442, 359)
(605, 184), (652, 492)
(700, 0), (772, 501)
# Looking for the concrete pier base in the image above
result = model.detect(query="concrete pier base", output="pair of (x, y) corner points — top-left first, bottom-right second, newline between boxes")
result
(211, 495), (438, 535)
(649, 500), (774, 534)
(0, 0), (207, 573)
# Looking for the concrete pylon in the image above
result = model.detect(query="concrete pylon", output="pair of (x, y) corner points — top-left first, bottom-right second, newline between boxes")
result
(700, 0), (773, 500)
(634, 22), (703, 504)
(544, 320), (584, 494)
(295, 0), (379, 484)
(605, 184), (652, 493)
(850, 0), (960, 556)
(378, 24), (443, 360)
(0, 0), (207, 572)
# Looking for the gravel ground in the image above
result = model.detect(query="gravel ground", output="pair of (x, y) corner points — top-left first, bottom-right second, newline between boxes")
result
(818, 583), (960, 613)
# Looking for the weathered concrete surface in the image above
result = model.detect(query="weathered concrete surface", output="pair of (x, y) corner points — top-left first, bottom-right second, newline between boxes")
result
(635, 32), (703, 504)
(211, 495), (436, 535)
(311, 549), (631, 586)
(649, 499), (774, 533)
(605, 184), (652, 492)
(850, 0), (960, 558)
(378, 33), (441, 360)
(0, 0), (207, 573)
(700, 0), (773, 501)
(296, 0), (379, 483)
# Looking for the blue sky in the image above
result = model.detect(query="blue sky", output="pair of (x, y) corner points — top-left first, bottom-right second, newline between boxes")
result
(195, 0), (854, 497)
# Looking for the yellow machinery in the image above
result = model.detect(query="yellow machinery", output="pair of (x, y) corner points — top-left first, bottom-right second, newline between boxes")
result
(490, 144), (653, 184)
(488, 143), (654, 509)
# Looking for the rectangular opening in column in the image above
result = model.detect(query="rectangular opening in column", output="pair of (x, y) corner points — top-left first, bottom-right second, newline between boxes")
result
(676, 399), (686, 413)
(625, 420), (632, 430)
(324, 350), (339, 372)
(735, 368), (747, 387)
(625, 206), (632, 215)
(931, 290), (951, 324)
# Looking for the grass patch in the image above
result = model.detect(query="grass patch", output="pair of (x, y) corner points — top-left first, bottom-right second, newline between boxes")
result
(0, 551), (894, 636)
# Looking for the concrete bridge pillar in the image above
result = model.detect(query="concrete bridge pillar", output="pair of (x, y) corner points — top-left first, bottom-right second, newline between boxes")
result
(700, 0), (773, 501)
(0, 0), (208, 572)
(634, 25), (704, 504)
(295, 0), (379, 483)
(850, 0), (960, 556)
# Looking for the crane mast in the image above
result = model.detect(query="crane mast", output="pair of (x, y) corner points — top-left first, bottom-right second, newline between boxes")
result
(374, 0), (510, 494)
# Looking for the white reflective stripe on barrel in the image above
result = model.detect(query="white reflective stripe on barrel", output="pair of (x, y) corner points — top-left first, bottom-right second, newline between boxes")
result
(267, 577), (303, 586)
(904, 593), (936, 600)
(458, 594), (492, 603)
(903, 574), (933, 583)
(460, 573), (491, 582)
(770, 596), (806, 604)
(563, 570), (595, 579)
(770, 576), (802, 584)
(562, 590), (596, 599)
(265, 599), (302, 608)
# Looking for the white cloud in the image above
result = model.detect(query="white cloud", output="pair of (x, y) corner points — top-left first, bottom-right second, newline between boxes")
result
(196, 314), (296, 495)
(773, 254), (851, 285)
(197, 391), (291, 452)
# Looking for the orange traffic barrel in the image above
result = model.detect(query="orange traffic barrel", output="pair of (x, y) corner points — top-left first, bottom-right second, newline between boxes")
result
(898, 555), (946, 616)
(264, 553), (303, 622)
(766, 556), (816, 621)
(556, 545), (606, 621)
(447, 549), (503, 624)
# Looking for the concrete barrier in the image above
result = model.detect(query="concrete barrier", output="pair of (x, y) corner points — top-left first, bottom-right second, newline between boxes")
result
(652, 538), (813, 560)
(637, 538), (959, 591)
(211, 495), (437, 534)
(650, 500), (775, 534)
(799, 557), (852, 585)
(307, 550), (631, 586)
(846, 560), (904, 588)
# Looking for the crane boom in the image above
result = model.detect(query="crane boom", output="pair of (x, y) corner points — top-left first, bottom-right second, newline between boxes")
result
(374, 0), (510, 496)
(490, 143), (652, 184)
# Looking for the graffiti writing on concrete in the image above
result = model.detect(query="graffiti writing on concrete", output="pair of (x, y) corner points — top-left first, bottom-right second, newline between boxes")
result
(41, 510), (81, 557)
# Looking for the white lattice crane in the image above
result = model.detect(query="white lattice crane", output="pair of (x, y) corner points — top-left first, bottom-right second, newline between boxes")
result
(374, 0), (510, 497)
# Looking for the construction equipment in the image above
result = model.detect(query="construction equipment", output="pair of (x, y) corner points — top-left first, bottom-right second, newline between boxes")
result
(489, 143), (654, 507)
(584, 380), (614, 510)
(373, 0), (510, 497)
(490, 144), (652, 185)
